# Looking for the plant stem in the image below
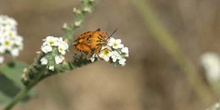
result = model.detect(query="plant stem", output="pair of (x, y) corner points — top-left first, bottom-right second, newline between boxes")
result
(4, 85), (32, 110)
(4, 70), (44, 110)
(131, 0), (214, 105)
(4, 1), (97, 109)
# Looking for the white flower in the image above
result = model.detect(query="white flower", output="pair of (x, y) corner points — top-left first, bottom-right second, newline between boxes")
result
(200, 52), (220, 81)
(119, 58), (126, 66)
(90, 54), (97, 62)
(41, 45), (52, 53)
(0, 56), (4, 64)
(48, 66), (54, 71)
(111, 51), (121, 62)
(121, 47), (128, 53)
(1, 25), (16, 34)
(3, 30), (17, 38)
(14, 36), (23, 50)
(121, 47), (129, 57)
(108, 38), (124, 49)
(43, 36), (59, 46)
(40, 57), (48, 65)
(0, 15), (17, 28)
(1, 38), (13, 50)
(55, 55), (63, 64)
(58, 38), (69, 55)
(3, 16), (17, 27)
(99, 48), (112, 62)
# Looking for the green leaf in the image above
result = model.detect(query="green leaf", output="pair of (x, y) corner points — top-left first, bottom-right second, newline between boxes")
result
(0, 61), (35, 104)
(0, 62), (27, 88)
(0, 89), (11, 104)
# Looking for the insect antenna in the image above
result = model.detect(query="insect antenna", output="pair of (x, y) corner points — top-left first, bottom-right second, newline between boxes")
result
(108, 28), (118, 39)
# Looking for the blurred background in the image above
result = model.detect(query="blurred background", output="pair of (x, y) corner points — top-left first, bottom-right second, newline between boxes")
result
(1, 0), (220, 110)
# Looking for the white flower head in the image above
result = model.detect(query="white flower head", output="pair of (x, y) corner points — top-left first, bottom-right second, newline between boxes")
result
(14, 35), (23, 44)
(0, 15), (23, 57)
(43, 36), (59, 46)
(40, 36), (68, 71)
(4, 30), (17, 38)
(48, 66), (54, 71)
(119, 58), (126, 66)
(111, 51), (121, 62)
(99, 48), (112, 62)
(121, 47), (129, 57)
(14, 35), (23, 50)
(107, 37), (128, 66)
(58, 38), (69, 55)
(1, 37), (14, 50)
(90, 54), (97, 62)
(55, 55), (64, 64)
(108, 38), (124, 49)
(41, 45), (52, 53)
(88, 37), (129, 66)
(0, 15), (17, 28)
(1, 29), (16, 39)
(40, 57), (48, 65)
(200, 52), (220, 81)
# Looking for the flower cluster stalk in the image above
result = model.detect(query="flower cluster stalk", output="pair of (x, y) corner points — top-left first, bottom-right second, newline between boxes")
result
(4, 0), (97, 109)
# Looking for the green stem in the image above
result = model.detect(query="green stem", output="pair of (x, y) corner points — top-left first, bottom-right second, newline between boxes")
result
(4, 1), (97, 109)
(4, 86), (32, 110)
(131, 0), (214, 105)
(4, 70), (44, 110)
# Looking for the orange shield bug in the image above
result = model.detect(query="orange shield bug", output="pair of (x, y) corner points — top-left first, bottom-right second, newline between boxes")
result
(73, 28), (117, 59)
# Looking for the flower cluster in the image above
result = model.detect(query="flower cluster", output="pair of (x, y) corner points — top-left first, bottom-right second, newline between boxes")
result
(0, 15), (23, 63)
(40, 36), (68, 71)
(90, 37), (129, 66)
